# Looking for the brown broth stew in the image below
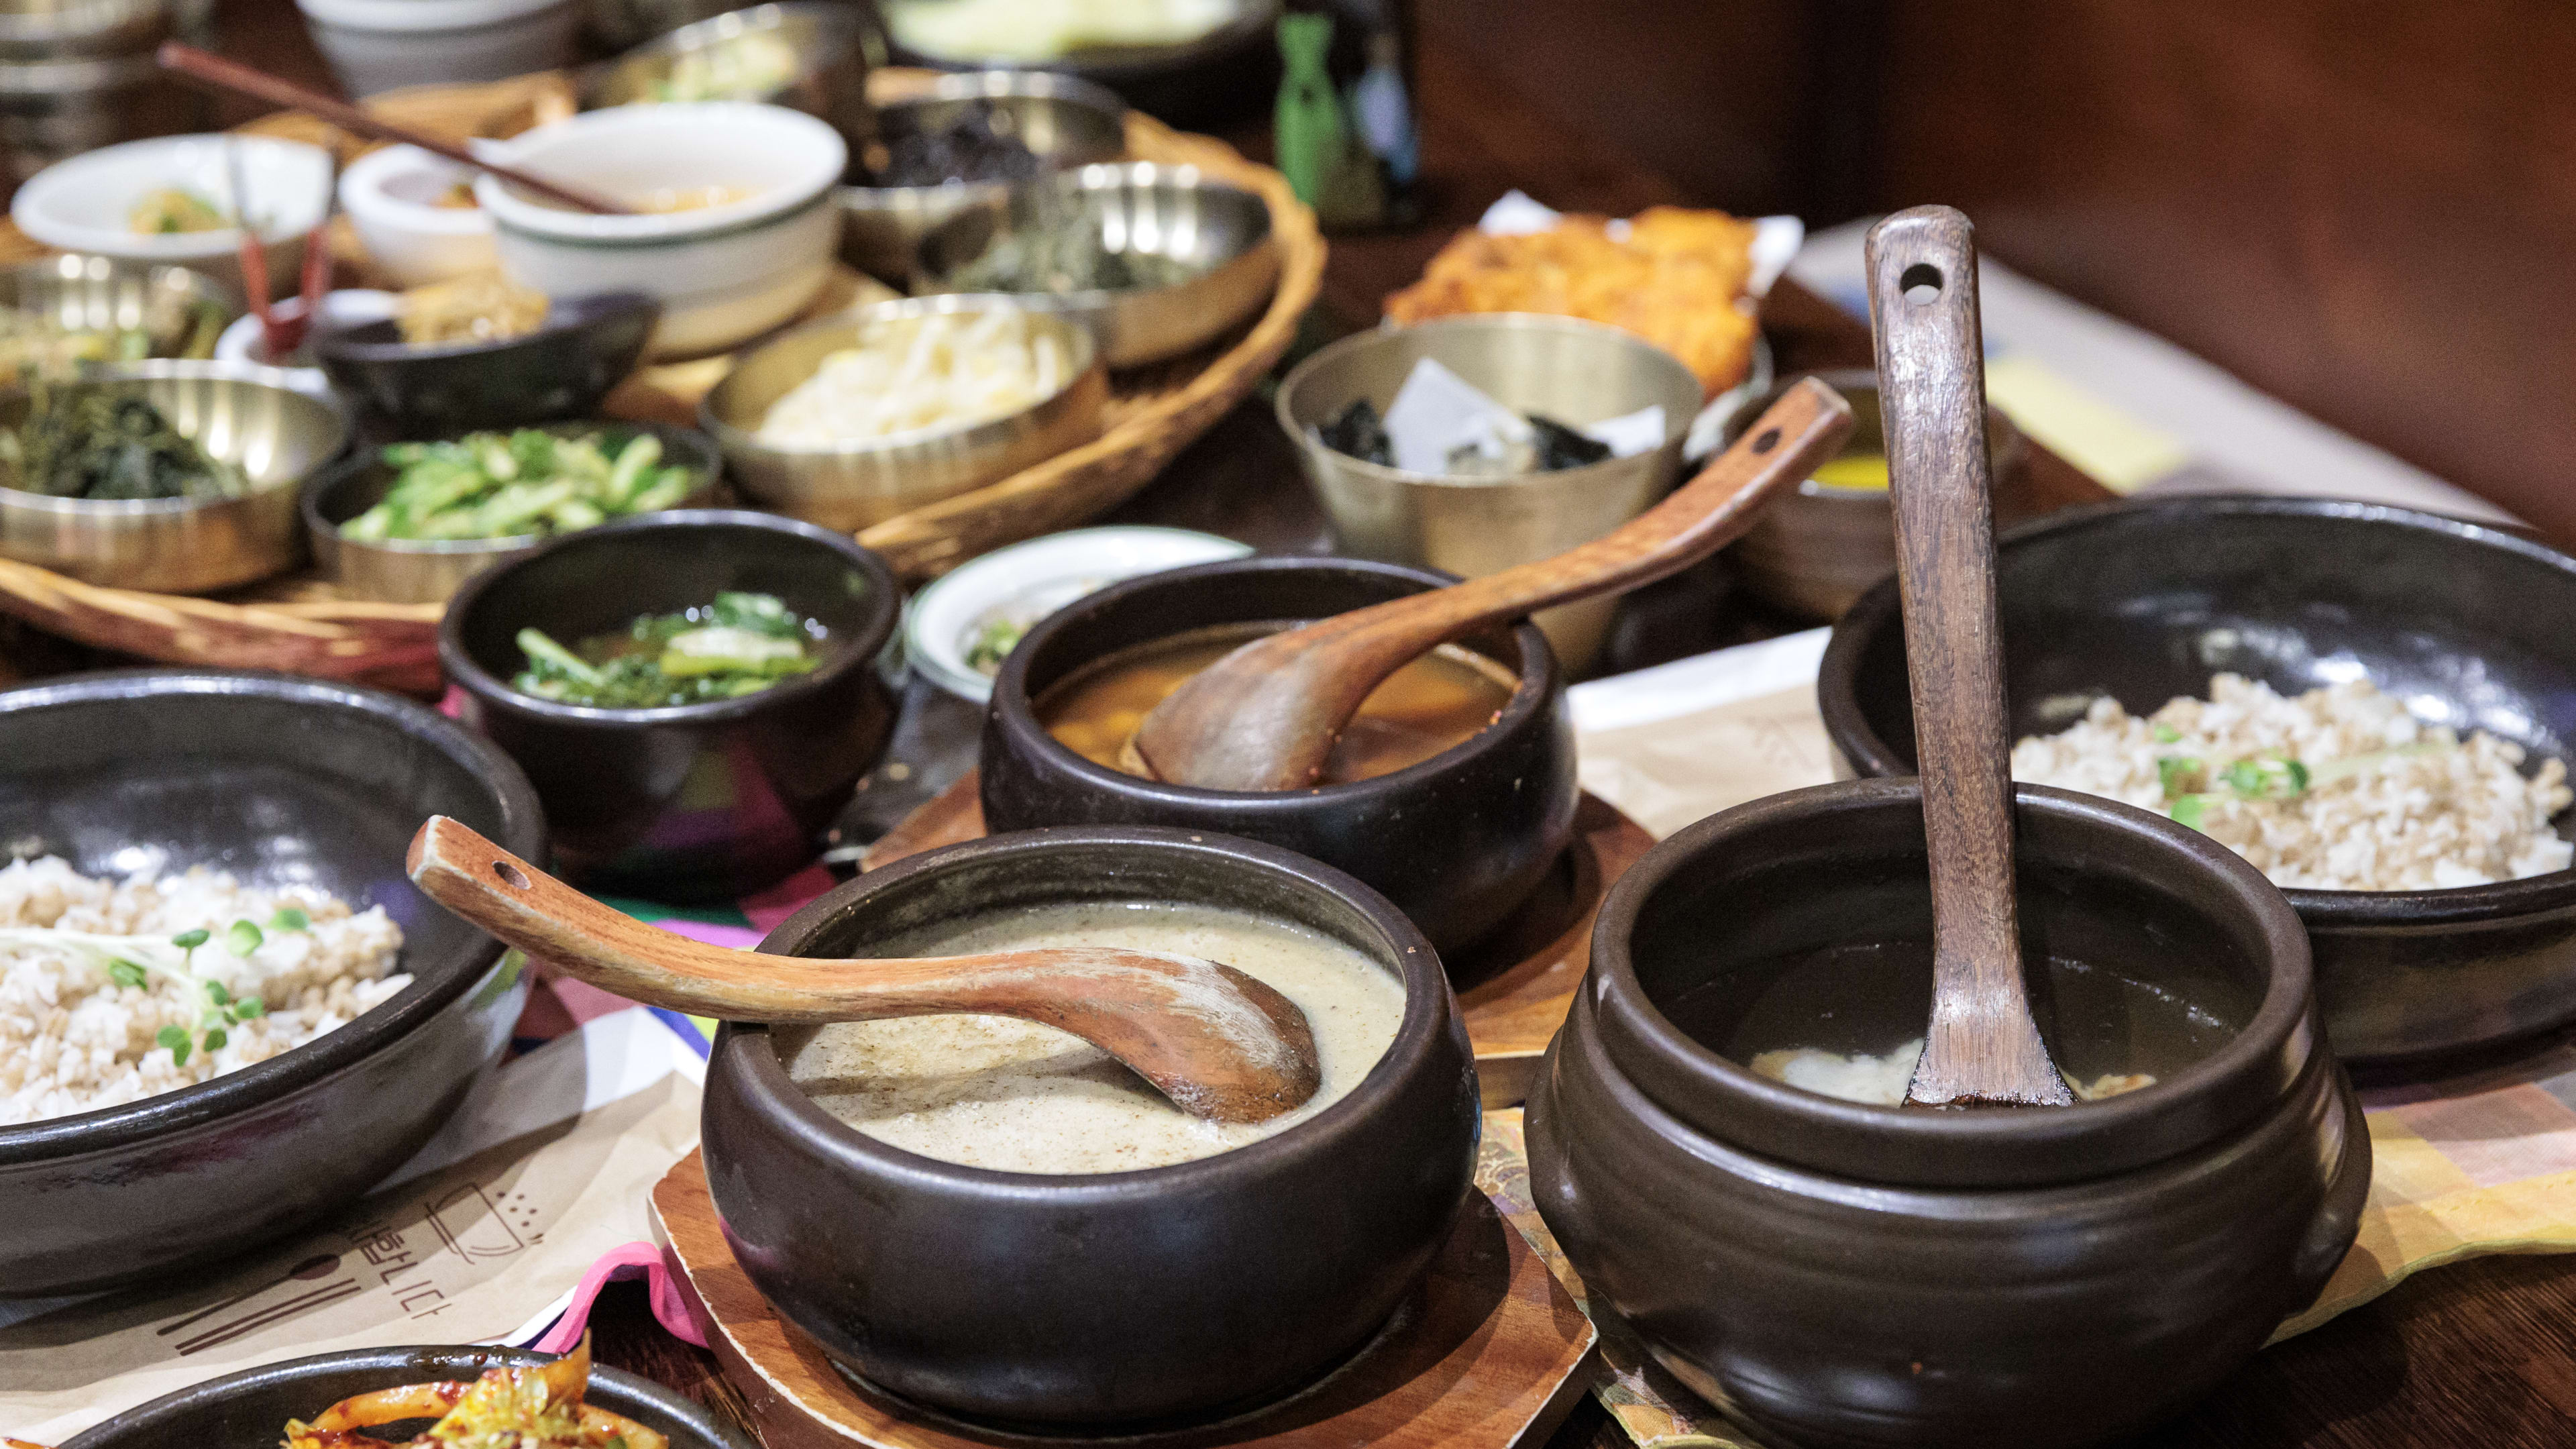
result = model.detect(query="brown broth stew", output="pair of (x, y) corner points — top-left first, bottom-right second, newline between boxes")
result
(1038, 623), (1521, 786)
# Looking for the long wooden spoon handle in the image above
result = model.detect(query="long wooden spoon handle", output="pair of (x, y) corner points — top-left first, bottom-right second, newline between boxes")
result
(156, 44), (635, 217)
(1386, 376), (1854, 637)
(1868, 205), (2068, 1106)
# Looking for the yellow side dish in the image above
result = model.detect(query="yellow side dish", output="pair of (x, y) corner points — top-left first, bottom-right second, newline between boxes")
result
(127, 187), (229, 235)
(1809, 453), (1890, 491)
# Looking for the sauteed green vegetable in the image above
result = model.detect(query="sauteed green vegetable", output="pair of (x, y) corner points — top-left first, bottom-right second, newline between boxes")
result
(513, 591), (825, 708)
(341, 429), (698, 543)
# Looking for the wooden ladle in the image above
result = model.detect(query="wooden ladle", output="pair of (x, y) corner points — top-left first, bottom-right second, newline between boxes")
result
(405, 816), (1322, 1124)
(1866, 206), (2073, 1109)
(1129, 377), (1856, 791)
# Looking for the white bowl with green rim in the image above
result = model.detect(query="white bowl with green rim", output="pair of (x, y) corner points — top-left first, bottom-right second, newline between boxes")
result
(475, 101), (845, 360)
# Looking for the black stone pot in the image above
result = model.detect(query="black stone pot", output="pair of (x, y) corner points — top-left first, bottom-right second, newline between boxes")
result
(0, 671), (545, 1297)
(441, 509), (899, 901)
(313, 291), (661, 435)
(703, 826), (1480, 1427)
(981, 556), (1578, 953)
(1528, 780), (2370, 1449)
(62, 1344), (751, 1447)
(1816, 496), (2576, 1071)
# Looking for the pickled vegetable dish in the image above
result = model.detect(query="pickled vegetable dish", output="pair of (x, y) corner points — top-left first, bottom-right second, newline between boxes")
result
(0, 386), (246, 501)
(513, 591), (826, 708)
(340, 429), (697, 543)
(280, 1335), (663, 1448)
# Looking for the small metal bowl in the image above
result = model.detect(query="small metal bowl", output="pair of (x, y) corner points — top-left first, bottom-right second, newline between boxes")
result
(0, 252), (236, 368)
(0, 0), (170, 61)
(916, 160), (1277, 367)
(585, 1), (873, 150)
(1275, 314), (1705, 672)
(702, 293), (1106, 532)
(835, 68), (1127, 285)
(1724, 368), (2027, 621)
(0, 361), (350, 594)
(885, 0), (1279, 125)
(303, 418), (722, 605)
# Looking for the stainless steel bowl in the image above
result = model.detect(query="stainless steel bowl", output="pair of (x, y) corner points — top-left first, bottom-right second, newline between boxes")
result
(586, 1), (871, 150)
(0, 360), (350, 594)
(302, 419), (724, 605)
(0, 49), (197, 190)
(702, 294), (1107, 532)
(582, 0), (881, 56)
(1276, 315), (1705, 671)
(0, 252), (235, 368)
(835, 68), (1127, 286)
(916, 160), (1277, 367)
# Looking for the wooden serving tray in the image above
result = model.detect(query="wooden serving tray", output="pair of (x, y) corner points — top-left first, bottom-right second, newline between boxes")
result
(861, 771), (1655, 1109)
(0, 70), (1323, 688)
(651, 1150), (1600, 1449)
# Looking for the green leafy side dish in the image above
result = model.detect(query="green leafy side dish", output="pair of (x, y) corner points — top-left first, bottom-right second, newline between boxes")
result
(513, 591), (826, 709)
(0, 385), (248, 501)
(341, 429), (698, 544)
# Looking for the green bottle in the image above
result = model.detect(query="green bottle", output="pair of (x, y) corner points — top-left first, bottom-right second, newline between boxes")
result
(1274, 13), (1343, 213)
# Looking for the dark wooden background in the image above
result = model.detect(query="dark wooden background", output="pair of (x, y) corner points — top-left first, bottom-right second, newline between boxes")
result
(1415, 0), (2576, 549)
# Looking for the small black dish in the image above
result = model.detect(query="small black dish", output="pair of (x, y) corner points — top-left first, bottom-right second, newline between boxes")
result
(1817, 496), (2576, 1070)
(62, 1344), (753, 1447)
(980, 555), (1578, 954)
(313, 291), (660, 435)
(0, 670), (545, 1298)
(705, 824), (1479, 1426)
(441, 509), (900, 901)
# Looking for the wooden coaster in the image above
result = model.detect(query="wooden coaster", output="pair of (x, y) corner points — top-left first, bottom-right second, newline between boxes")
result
(860, 773), (1655, 1108)
(651, 1151), (1601, 1449)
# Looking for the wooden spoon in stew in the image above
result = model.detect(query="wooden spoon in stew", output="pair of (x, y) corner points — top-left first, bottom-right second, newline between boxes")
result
(405, 816), (1322, 1124)
(1866, 205), (2073, 1110)
(1126, 377), (1856, 792)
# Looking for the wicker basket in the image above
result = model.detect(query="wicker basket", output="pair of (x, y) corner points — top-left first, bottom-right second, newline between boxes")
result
(0, 70), (1324, 684)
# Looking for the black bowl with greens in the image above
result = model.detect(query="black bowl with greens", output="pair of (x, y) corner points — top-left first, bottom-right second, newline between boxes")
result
(303, 419), (720, 605)
(441, 510), (900, 900)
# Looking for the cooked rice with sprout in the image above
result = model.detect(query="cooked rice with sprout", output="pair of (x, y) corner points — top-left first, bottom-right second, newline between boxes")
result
(2011, 674), (2574, 892)
(0, 857), (405, 1126)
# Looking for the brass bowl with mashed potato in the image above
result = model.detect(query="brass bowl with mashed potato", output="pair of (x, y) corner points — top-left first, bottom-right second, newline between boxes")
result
(701, 824), (1478, 1426)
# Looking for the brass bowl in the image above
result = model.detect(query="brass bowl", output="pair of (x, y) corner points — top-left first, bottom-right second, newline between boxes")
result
(915, 160), (1277, 367)
(585, 1), (873, 150)
(1725, 368), (2027, 621)
(1275, 314), (1706, 672)
(700, 294), (1106, 532)
(302, 419), (723, 605)
(0, 360), (351, 594)
(0, 252), (236, 368)
(834, 68), (1127, 286)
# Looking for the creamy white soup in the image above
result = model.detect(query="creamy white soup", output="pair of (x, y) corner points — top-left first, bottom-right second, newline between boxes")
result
(781, 900), (1407, 1175)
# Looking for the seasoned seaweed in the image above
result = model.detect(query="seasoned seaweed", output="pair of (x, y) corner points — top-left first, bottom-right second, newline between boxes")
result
(1529, 413), (1614, 471)
(0, 386), (245, 501)
(1318, 397), (1395, 466)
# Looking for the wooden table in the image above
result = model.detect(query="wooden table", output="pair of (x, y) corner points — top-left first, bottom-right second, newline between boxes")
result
(124, 7), (2576, 1446)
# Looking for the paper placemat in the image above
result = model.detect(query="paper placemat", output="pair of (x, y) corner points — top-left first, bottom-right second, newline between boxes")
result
(1557, 635), (2576, 1448)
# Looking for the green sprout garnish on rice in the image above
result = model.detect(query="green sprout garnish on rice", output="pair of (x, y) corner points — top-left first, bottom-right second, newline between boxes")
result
(269, 905), (310, 933)
(2161, 743), (2452, 834)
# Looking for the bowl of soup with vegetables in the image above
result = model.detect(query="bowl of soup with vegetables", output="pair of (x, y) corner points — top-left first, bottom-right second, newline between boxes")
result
(982, 555), (1579, 953)
(703, 825), (1479, 1426)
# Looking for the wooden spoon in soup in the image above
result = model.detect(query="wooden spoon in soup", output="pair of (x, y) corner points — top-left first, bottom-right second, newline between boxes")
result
(405, 816), (1321, 1124)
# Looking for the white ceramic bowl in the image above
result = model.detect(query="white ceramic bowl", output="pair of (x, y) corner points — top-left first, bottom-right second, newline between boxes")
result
(10, 134), (331, 292)
(476, 103), (845, 360)
(213, 288), (400, 395)
(296, 0), (582, 99)
(337, 144), (498, 286)
(904, 525), (1252, 701)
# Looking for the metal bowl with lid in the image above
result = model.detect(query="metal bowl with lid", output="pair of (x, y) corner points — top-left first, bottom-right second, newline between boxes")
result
(0, 360), (350, 594)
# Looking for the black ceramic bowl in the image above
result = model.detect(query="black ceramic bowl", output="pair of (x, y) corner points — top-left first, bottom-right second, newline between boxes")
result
(61, 1344), (751, 1447)
(0, 671), (545, 1298)
(441, 509), (898, 900)
(302, 418), (722, 605)
(704, 826), (1480, 1426)
(313, 291), (660, 435)
(1817, 496), (2576, 1069)
(982, 556), (1578, 953)
(1528, 780), (2371, 1449)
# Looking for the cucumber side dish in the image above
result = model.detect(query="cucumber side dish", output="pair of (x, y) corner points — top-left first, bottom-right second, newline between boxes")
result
(513, 591), (825, 708)
(340, 429), (698, 543)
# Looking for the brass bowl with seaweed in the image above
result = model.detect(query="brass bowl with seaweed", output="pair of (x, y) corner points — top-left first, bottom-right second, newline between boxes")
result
(0, 254), (237, 380)
(0, 361), (351, 594)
